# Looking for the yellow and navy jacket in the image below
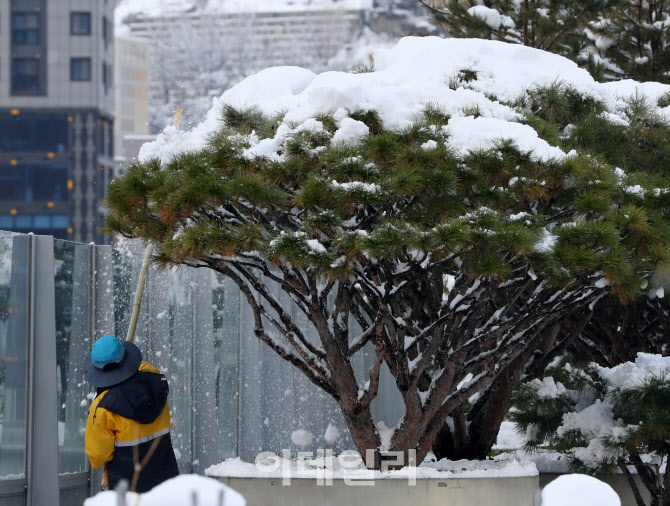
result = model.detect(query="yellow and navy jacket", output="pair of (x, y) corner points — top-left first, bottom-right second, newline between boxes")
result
(85, 361), (179, 492)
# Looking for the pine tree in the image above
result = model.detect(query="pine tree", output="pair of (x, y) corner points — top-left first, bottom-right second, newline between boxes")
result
(588, 0), (670, 83)
(419, 0), (670, 83)
(435, 85), (670, 460)
(512, 357), (670, 506)
(106, 83), (670, 468)
(567, 296), (669, 367)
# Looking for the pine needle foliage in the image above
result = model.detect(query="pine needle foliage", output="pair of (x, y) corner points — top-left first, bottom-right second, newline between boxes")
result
(512, 359), (670, 506)
(419, 0), (670, 83)
(106, 99), (670, 467)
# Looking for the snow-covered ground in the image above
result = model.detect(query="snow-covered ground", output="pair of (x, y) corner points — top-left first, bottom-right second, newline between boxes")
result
(84, 475), (245, 506)
(492, 421), (526, 451)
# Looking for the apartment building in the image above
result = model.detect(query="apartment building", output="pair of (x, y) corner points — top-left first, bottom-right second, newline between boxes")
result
(0, 0), (115, 243)
(113, 34), (152, 166)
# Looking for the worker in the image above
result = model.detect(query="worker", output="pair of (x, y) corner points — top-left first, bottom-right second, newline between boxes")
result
(84, 334), (179, 492)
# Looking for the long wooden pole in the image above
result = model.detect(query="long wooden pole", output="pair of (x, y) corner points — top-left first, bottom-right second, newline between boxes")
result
(125, 241), (153, 343)
(101, 108), (184, 491)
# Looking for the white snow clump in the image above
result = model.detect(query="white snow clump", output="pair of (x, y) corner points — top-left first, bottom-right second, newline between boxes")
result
(84, 475), (245, 506)
(541, 474), (620, 506)
(138, 37), (670, 166)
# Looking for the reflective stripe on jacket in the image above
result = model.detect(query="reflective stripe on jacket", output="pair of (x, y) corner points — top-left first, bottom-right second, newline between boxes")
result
(85, 361), (179, 492)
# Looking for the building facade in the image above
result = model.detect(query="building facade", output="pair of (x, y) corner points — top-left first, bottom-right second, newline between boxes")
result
(113, 34), (152, 166)
(0, 0), (115, 243)
(118, 6), (369, 131)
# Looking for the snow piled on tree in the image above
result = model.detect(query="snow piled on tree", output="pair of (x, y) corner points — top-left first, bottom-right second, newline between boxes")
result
(525, 353), (670, 471)
(138, 36), (670, 164)
(595, 352), (670, 387)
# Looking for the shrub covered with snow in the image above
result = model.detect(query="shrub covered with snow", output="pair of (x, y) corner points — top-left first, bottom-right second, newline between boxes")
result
(512, 353), (670, 506)
(107, 37), (670, 467)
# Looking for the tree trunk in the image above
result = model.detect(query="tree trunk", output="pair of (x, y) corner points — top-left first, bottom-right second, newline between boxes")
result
(432, 320), (565, 460)
(433, 361), (518, 460)
(340, 404), (382, 468)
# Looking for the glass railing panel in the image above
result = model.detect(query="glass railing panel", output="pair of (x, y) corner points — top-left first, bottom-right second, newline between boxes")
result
(213, 273), (239, 461)
(111, 242), (193, 468)
(54, 240), (91, 475)
(0, 232), (29, 482)
(112, 243), (148, 346)
(166, 267), (193, 466)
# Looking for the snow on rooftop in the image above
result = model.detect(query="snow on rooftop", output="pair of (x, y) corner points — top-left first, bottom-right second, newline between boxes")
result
(115, 0), (372, 23)
(207, 0), (373, 13)
(138, 36), (670, 165)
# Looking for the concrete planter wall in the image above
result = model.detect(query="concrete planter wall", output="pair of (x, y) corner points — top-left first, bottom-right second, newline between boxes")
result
(215, 475), (540, 506)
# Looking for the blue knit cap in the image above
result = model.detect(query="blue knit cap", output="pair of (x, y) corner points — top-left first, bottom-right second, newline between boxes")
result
(91, 335), (126, 368)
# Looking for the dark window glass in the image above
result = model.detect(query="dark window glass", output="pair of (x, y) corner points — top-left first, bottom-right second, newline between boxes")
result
(0, 112), (68, 153)
(98, 122), (105, 155)
(30, 165), (68, 202)
(0, 164), (68, 203)
(52, 215), (69, 229)
(70, 12), (91, 35)
(102, 16), (108, 47)
(71, 58), (91, 81)
(0, 214), (69, 237)
(12, 58), (40, 93)
(33, 214), (51, 229)
(15, 215), (31, 229)
(0, 166), (25, 201)
(12, 13), (39, 45)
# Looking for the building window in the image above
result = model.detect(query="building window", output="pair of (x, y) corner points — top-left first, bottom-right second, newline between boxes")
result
(33, 214), (51, 230)
(71, 58), (91, 81)
(15, 215), (31, 229)
(70, 12), (91, 35)
(0, 164), (68, 203)
(12, 58), (40, 93)
(99, 122), (106, 155)
(12, 13), (40, 44)
(0, 112), (68, 153)
(0, 214), (70, 237)
(52, 215), (70, 229)
(102, 16), (108, 48)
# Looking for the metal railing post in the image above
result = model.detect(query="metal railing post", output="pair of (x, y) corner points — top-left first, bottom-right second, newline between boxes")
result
(26, 235), (60, 506)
